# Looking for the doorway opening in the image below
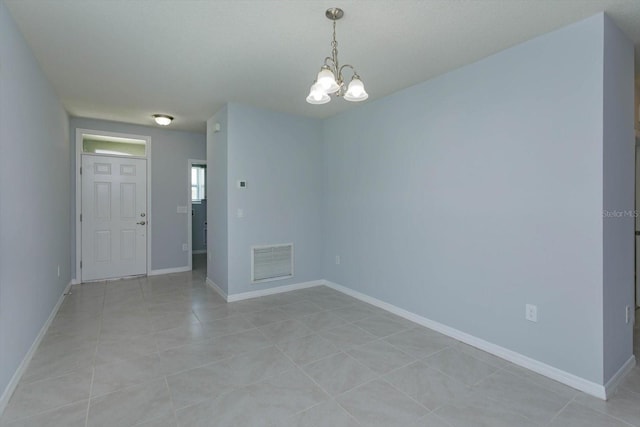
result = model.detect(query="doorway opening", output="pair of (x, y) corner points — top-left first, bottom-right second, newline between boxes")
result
(188, 159), (207, 275)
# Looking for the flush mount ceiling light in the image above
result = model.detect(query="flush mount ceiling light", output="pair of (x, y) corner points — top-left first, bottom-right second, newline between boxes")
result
(306, 8), (368, 105)
(152, 114), (173, 126)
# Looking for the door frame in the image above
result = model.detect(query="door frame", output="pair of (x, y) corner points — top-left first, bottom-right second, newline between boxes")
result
(75, 128), (152, 282)
(187, 159), (207, 270)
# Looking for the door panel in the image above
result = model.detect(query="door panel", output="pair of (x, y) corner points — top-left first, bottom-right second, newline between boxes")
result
(82, 155), (147, 281)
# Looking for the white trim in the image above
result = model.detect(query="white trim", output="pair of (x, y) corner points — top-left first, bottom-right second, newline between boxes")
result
(206, 277), (228, 301)
(322, 280), (616, 400)
(148, 266), (191, 276)
(0, 281), (72, 415)
(192, 250), (207, 255)
(207, 279), (323, 303)
(604, 355), (636, 398)
(75, 128), (152, 283)
(226, 280), (322, 302)
(187, 159), (207, 271)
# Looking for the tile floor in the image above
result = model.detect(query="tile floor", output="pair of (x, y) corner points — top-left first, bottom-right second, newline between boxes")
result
(2, 255), (640, 426)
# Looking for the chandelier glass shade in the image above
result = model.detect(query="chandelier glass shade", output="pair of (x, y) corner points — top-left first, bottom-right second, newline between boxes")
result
(306, 8), (368, 105)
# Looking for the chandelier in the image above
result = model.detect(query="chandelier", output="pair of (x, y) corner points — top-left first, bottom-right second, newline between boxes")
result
(306, 8), (368, 105)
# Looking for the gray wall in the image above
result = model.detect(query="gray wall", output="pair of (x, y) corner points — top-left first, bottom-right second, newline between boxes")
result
(322, 14), (612, 383)
(69, 117), (205, 274)
(219, 103), (324, 295)
(0, 0), (70, 400)
(602, 14), (635, 383)
(207, 108), (229, 293)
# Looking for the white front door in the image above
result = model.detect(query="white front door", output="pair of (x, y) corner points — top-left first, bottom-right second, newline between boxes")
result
(81, 155), (147, 281)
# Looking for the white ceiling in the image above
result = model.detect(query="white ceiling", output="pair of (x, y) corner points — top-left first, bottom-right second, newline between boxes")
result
(5, 0), (640, 132)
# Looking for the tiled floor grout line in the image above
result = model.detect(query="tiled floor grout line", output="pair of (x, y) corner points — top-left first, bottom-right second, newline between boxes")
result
(162, 375), (179, 427)
(84, 367), (95, 427)
(545, 397), (576, 426)
(276, 344), (365, 426)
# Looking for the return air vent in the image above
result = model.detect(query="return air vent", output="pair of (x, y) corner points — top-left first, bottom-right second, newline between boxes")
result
(251, 243), (293, 283)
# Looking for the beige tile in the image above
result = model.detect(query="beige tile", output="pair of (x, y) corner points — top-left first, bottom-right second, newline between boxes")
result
(301, 352), (377, 396)
(278, 301), (326, 318)
(176, 369), (327, 427)
(258, 319), (315, 344)
(472, 370), (570, 423)
(434, 391), (539, 427)
(2, 368), (92, 422)
(298, 311), (347, 332)
(94, 333), (158, 365)
(91, 353), (166, 397)
(549, 402), (632, 427)
(276, 333), (341, 366)
(0, 400), (88, 427)
(384, 328), (456, 359)
(346, 340), (416, 375)
(384, 361), (470, 410)
(336, 379), (428, 427)
(87, 379), (173, 427)
(243, 307), (291, 327)
(285, 399), (361, 427)
(573, 386), (640, 426)
(425, 347), (498, 386)
(167, 346), (294, 409)
(319, 324), (378, 350)
(329, 303), (382, 322)
(502, 363), (579, 400)
(352, 315), (411, 338)
(21, 340), (96, 383)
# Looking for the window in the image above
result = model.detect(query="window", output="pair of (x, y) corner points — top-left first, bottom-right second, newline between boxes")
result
(82, 135), (147, 156)
(191, 165), (206, 203)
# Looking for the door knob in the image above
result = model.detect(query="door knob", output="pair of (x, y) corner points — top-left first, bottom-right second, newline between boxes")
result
(140, 213), (146, 217)
(137, 221), (146, 225)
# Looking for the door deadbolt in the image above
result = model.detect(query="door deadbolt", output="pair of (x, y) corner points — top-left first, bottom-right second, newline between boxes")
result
(137, 221), (146, 225)
(140, 213), (146, 217)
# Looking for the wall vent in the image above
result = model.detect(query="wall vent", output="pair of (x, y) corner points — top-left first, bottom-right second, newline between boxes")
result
(251, 243), (293, 283)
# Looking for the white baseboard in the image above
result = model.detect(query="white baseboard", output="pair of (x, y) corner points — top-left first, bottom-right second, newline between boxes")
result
(206, 278), (228, 301)
(192, 250), (206, 255)
(0, 281), (72, 416)
(226, 280), (324, 302)
(604, 354), (636, 398)
(149, 266), (191, 276)
(323, 280), (615, 400)
(207, 279), (324, 303)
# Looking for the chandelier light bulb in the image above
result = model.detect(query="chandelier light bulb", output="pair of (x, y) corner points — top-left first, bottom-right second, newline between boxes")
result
(306, 82), (330, 105)
(344, 77), (368, 102)
(316, 67), (340, 94)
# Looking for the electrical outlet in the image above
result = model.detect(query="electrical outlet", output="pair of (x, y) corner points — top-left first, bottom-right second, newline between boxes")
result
(237, 208), (244, 218)
(57, 265), (60, 277)
(182, 243), (188, 251)
(335, 255), (341, 265)
(525, 304), (537, 322)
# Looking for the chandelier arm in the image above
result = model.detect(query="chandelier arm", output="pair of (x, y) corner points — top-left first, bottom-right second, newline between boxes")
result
(323, 57), (338, 72)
